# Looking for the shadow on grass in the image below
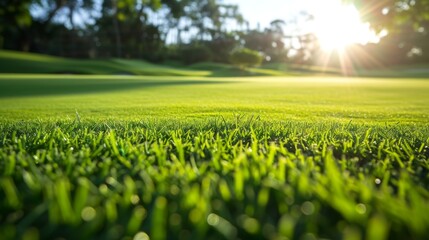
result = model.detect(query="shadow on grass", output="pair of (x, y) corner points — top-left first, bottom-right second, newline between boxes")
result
(0, 78), (232, 98)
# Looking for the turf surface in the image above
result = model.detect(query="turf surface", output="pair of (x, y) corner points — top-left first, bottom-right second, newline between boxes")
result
(4, 50), (429, 78)
(0, 51), (290, 77)
(0, 75), (428, 123)
(0, 74), (428, 240)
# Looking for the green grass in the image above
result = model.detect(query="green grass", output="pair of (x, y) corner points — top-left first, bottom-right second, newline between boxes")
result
(0, 51), (290, 77)
(263, 62), (341, 75)
(0, 74), (429, 240)
(356, 65), (429, 78)
(3, 50), (429, 79)
(111, 59), (209, 77)
(0, 75), (428, 123)
(187, 62), (287, 77)
(0, 51), (208, 76)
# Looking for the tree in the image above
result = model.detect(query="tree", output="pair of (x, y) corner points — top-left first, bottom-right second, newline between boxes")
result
(159, 0), (244, 63)
(230, 48), (262, 69)
(345, 0), (429, 63)
(0, 0), (97, 55)
(180, 43), (212, 64)
(206, 33), (239, 63)
(96, 0), (163, 58)
(172, 0), (243, 43)
(345, 0), (429, 32)
(160, 0), (190, 45)
(30, 0), (96, 30)
(0, 0), (32, 50)
(240, 21), (289, 63)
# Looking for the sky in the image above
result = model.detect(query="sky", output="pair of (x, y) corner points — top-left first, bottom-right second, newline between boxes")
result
(222, 0), (380, 48)
(223, 0), (308, 29)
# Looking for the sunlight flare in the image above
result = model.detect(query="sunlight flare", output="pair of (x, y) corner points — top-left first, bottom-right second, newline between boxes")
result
(309, 0), (379, 51)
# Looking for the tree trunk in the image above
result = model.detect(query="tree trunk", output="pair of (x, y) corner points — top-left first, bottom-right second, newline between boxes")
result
(112, 1), (122, 58)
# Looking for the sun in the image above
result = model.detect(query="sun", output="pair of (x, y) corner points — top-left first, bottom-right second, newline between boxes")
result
(308, 0), (378, 51)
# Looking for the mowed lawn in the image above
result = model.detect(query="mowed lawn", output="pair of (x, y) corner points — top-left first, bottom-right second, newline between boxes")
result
(0, 74), (428, 123)
(0, 74), (429, 240)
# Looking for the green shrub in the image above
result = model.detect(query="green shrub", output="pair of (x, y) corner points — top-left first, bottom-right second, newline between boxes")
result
(230, 48), (263, 69)
(180, 45), (213, 65)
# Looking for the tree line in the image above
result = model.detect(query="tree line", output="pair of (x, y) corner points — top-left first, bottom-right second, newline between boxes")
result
(1, 0), (428, 66)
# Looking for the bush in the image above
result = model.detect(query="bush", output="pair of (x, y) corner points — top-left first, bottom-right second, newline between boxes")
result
(230, 48), (263, 69)
(179, 45), (213, 65)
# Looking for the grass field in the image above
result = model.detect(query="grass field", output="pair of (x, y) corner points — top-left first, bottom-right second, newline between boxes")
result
(1, 74), (429, 240)
(3, 50), (429, 79)
(0, 51), (292, 77)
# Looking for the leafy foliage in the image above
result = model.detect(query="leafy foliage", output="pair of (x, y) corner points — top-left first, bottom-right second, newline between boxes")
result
(230, 48), (263, 69)
(179, 44), (213, 65)
(345, 0), (429, 31)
